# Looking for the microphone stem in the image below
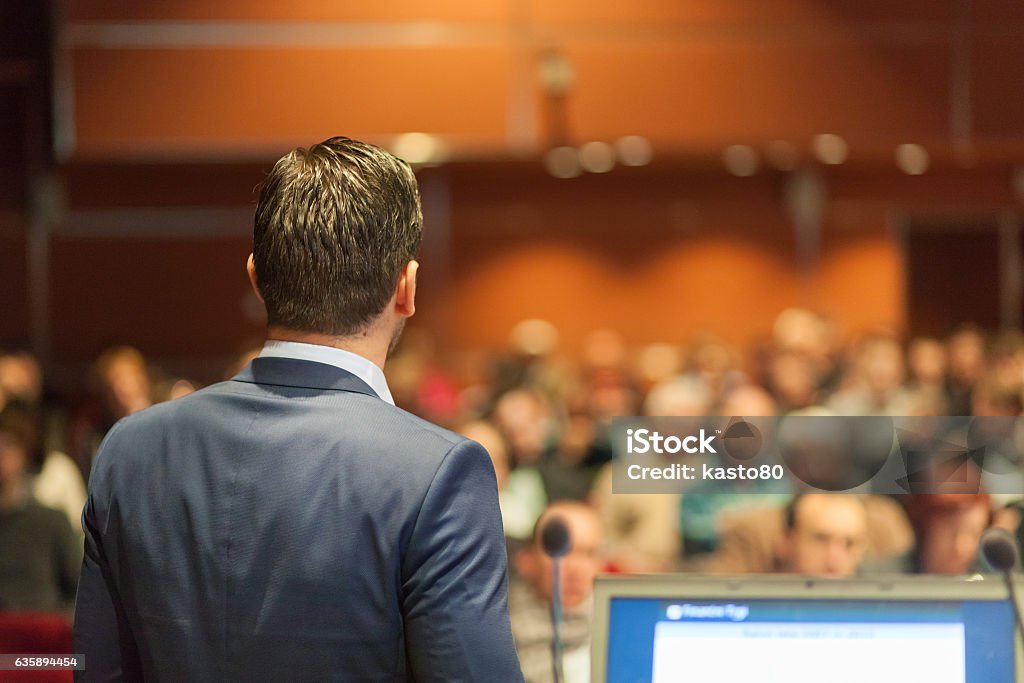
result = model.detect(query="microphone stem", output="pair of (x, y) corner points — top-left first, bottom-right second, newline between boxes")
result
(551, 559), (563, 683)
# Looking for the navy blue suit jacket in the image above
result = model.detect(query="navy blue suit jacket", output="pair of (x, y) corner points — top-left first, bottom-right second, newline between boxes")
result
(74, 357), (523, 682)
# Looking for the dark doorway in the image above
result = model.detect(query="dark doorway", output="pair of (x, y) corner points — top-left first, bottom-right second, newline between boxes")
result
(906, 221), (1003, 337)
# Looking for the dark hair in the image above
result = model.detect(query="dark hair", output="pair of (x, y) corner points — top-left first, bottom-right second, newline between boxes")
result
(784, 493), (867, 532)
(783, 494), (803, 531)
(0, 401), (38, 454)
(253, 137), (423, 335)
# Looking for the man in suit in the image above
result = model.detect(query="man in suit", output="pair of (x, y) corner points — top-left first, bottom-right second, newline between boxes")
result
(74, 137), (524, 682)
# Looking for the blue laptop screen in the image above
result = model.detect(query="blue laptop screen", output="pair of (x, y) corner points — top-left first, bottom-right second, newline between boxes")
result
(605, 597), (1015, 683)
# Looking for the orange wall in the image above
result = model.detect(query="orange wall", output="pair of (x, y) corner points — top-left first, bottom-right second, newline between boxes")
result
(439, 164), (903, 354)
(447, 237), (806, 352)
(63, 2), (1024, 159)
(22, 158), (1021, 385)
(71, 47), (517, 157)
(37, 160), (918, 376)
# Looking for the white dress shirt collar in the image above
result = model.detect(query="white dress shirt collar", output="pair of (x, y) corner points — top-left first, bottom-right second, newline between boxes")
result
(258, 340), (395, 405)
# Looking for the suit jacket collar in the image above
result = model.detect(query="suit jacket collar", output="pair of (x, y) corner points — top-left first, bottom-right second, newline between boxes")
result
(231, 356), (381, 399)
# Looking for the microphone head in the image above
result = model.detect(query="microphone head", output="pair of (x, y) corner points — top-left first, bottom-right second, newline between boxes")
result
(981, 527), (1020, 573)
(540, 516), (572, 559)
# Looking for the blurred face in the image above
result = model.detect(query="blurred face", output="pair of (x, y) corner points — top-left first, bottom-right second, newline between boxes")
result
(948, 332), (986, 384)
(0, 434), (27, 491)
(909, 339), (946, 385)
(459, 421), (509, 490)
(783, 495), (868, 577)
(720, 386), (777, 417)
(0, 354), (43, 404)
(862, 340), (905, 395)
(919, 503), (989, 575)
(521, 507), (603, 611)
(493, 390), (553, 465)
(103, 358), (151, 417)
(771, 354), (816, 409)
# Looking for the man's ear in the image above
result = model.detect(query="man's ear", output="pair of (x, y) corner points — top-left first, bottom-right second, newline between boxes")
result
(395, 260), (418, 318)
(246, 253), (264, 303)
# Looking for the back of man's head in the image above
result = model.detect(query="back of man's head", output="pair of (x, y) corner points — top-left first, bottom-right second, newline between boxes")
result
(253, 137), (423, 336)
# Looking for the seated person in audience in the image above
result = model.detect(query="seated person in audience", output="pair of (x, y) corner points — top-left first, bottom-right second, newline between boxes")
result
(827, 334), (910, 416)
(22, 405), (86, 538)
(510, 501), (603, 683)
(459, 419), (546, 543)
(0, 404), (81, 612)
(680, 385), (789, 558)
(704, 493), (912, 575)
(776, 494), (868, 576)
(904, 493), (992, 574)
(588, 377), (712, 572)
(494, 387), (595, 503)
(69, 345), (154, 480)
(0, 352), (85, 532)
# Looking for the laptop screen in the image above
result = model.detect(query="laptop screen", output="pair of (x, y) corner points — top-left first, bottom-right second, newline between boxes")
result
(593, 577), (1019, 683)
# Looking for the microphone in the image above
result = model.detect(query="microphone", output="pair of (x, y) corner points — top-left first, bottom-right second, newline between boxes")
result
(982, 528), (1019, 572)
(540, 516), (571, 683)
(541, 516), (571, 559)
(980, 528), (1024, 654)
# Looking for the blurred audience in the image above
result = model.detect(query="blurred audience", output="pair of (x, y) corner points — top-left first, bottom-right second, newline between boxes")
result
(4, 306), (1024, 632)
(69, 346), (154, 479)
(0, 351), (85, 532)
(0, 404), (80, 612)
(704, 494), (912, 575)
(946, 325), (987, 416)
(459, 419), (546, 543)
(828, 334), (909, 415)
(679, 385), (787, 558)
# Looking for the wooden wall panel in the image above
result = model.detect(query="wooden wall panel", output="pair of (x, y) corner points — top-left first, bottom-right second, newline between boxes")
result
(71, 47), (516, 157)
(973, 2), (1024, 24)
(63, 162), (269, 207)
(971, 38), (1024, 140)
(68, 0), (512, 22)
(562, 41), (951, 146)
(447, 167), (807, 352)
(447, 235), (805, 353)
(817, 233), (903, 337)
(44, 158), (1024, 372)
(907, 228), (1001, 337)
(49, 237), (261, 361)
(831, 168), (1015, 207)
(530, 0), (955, 25)
(0, 86), (30, 210)
(69, 0), (962, 25)
(0, 235), (29, 348)
(442, 218), (906, 354)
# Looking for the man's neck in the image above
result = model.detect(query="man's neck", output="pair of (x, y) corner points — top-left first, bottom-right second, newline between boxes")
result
(265, 327), (387, 369)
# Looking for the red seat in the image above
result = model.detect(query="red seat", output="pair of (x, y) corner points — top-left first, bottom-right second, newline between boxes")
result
(0, 612), (74, 682)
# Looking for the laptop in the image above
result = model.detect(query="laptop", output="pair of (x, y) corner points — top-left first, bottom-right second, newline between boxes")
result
(592, 575), (1021, 683)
